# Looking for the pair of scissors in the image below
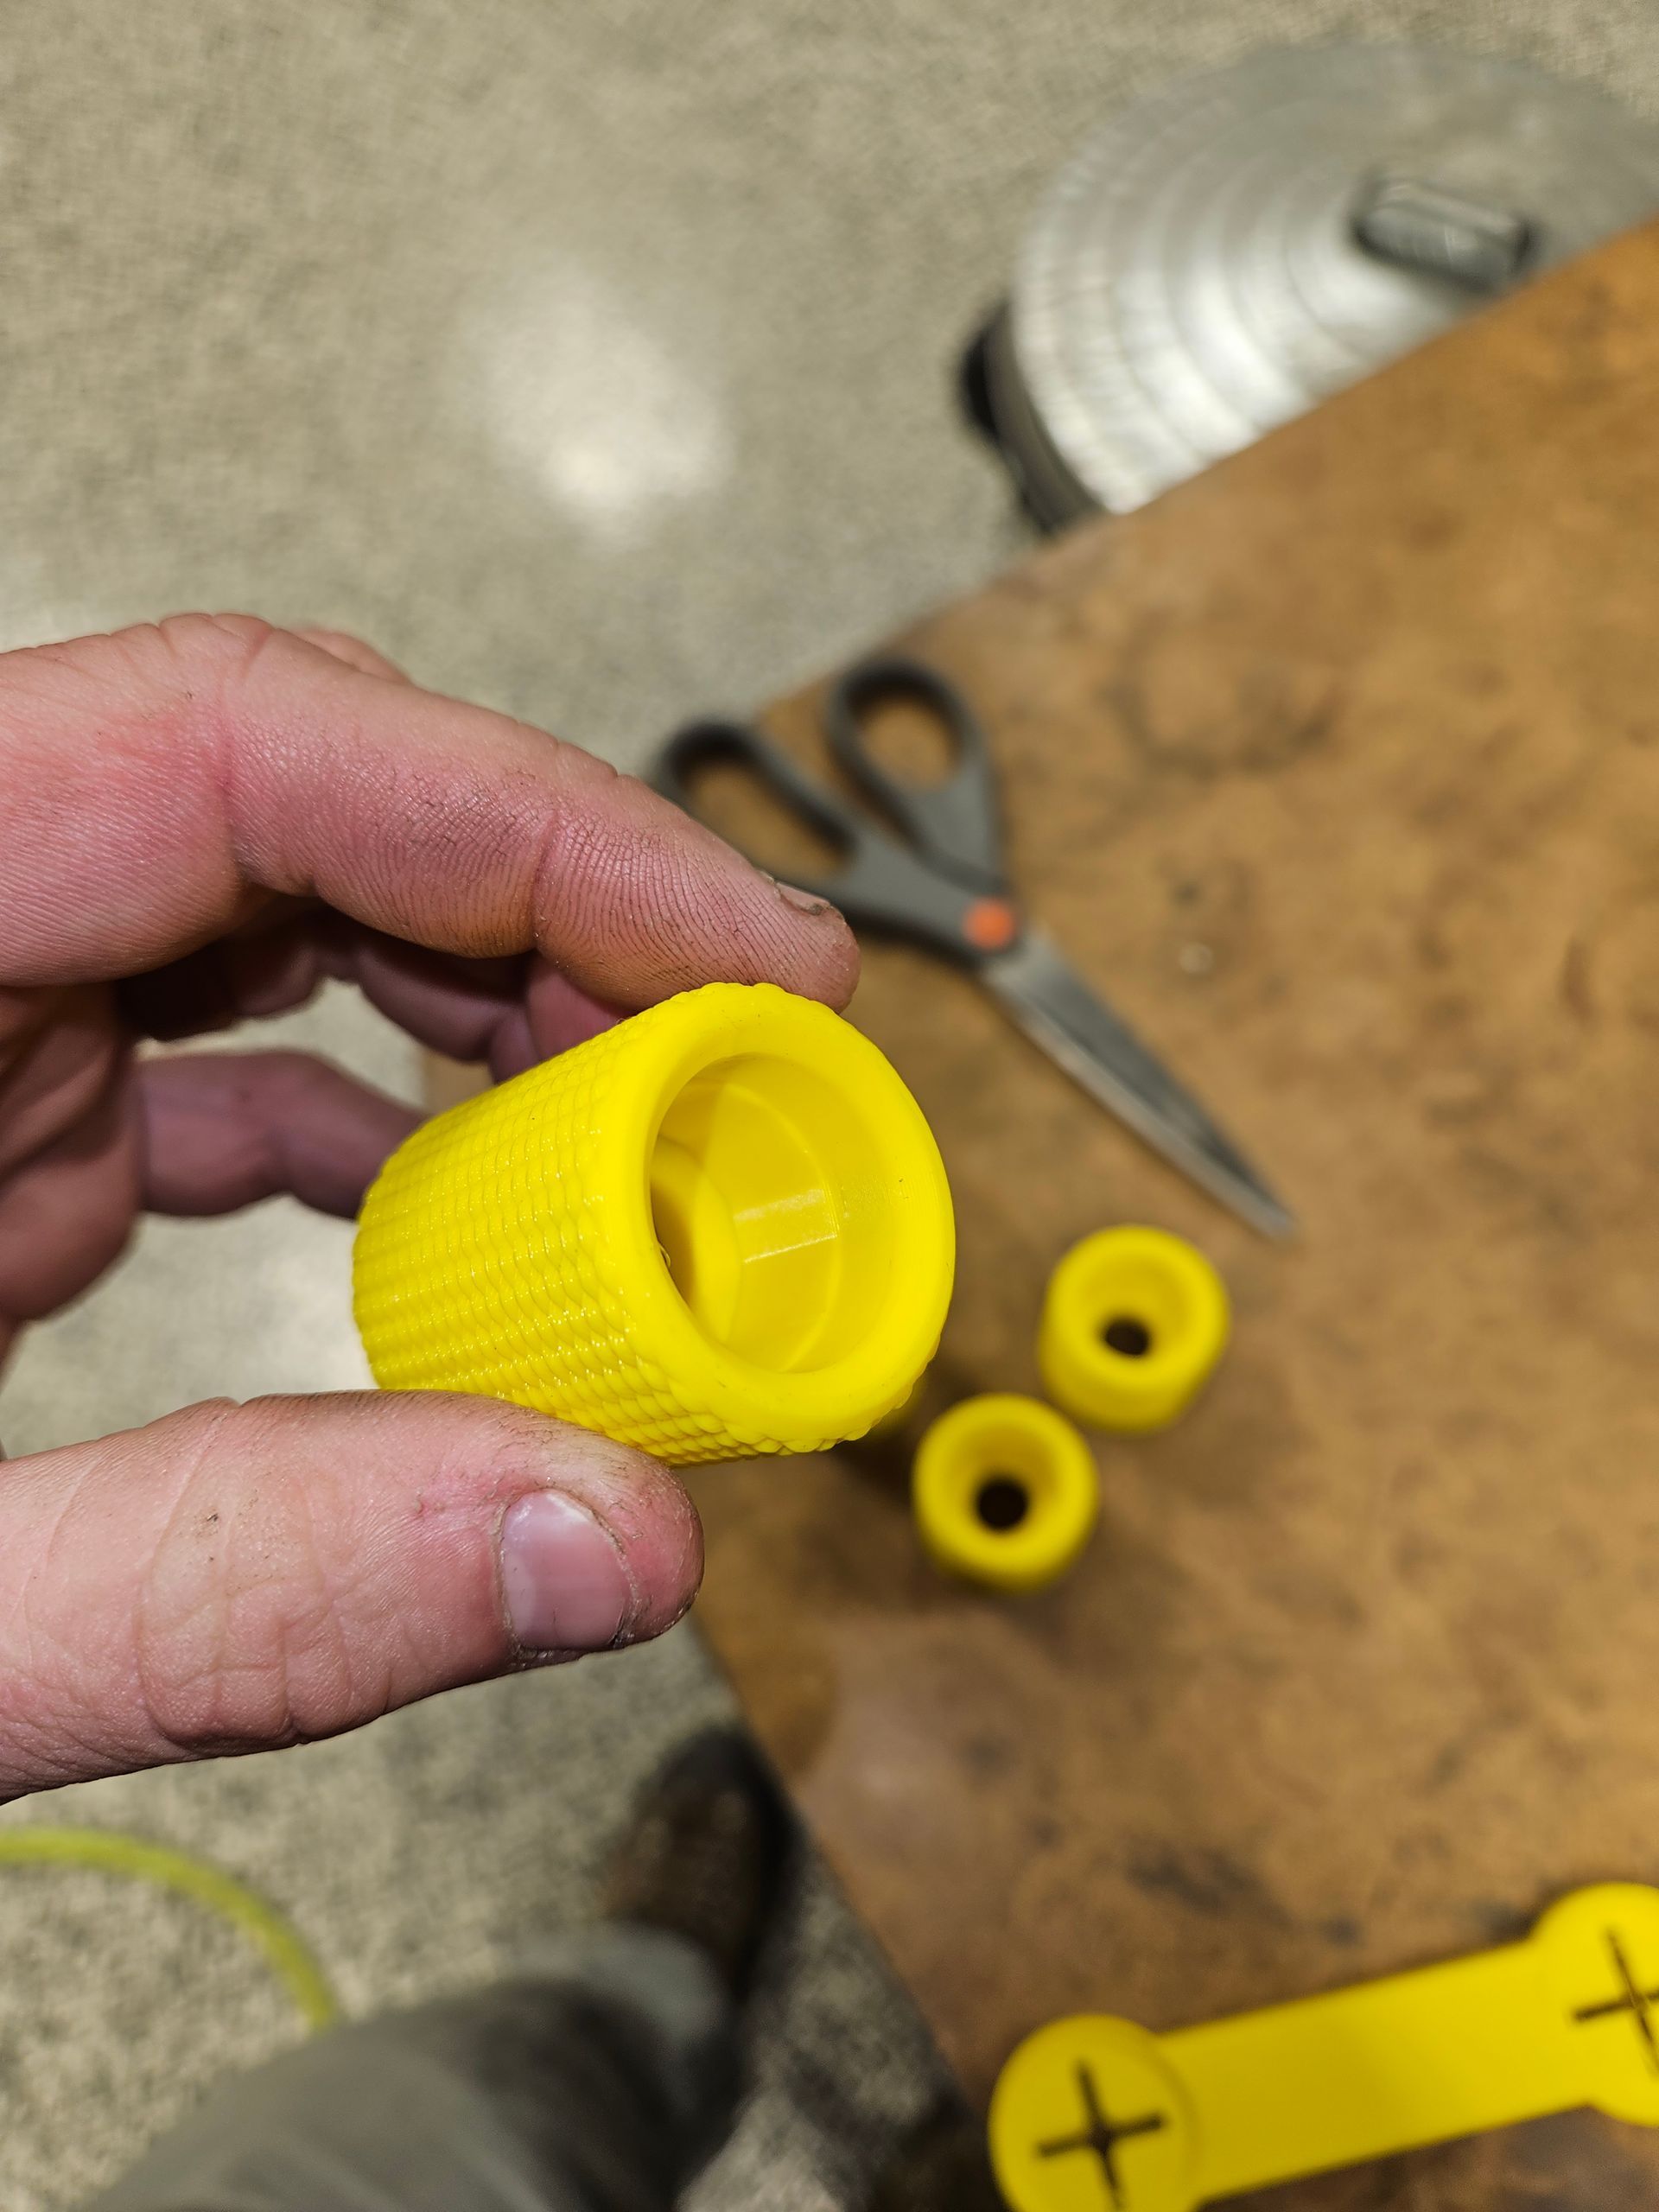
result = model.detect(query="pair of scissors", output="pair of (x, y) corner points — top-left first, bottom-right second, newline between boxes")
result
(652, 654), (1293, 1239)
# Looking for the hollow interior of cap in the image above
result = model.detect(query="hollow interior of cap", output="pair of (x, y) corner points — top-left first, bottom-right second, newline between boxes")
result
(944, 1414), (1062, 1517)
(1079, 1250), (1191, 1361)
(974, 1473), (1032, 1532)
(648, 1052), (893, 1372)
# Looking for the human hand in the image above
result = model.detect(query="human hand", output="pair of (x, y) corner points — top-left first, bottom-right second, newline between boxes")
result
(0, 614), (856, 1800)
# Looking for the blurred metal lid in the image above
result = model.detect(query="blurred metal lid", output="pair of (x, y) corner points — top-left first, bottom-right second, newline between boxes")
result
(989, 45), (1659, 524)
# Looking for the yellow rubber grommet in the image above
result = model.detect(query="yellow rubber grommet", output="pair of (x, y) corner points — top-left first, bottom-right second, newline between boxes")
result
(353, 982), (955, 1465)
(912, 1395), (1098, 1592)
(1038, 1225), (1229, 1433)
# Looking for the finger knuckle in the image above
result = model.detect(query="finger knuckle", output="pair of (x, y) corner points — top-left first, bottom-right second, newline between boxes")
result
(131, 1402), (383, 1758)
(152, 611), (283, 674)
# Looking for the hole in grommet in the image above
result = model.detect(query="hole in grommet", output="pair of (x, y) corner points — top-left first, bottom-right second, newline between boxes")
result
(975, 1474), (1031, 1532)
(1102, 1315), (1154, 1358)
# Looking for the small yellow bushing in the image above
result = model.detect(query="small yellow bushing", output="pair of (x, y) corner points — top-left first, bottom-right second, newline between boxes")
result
(353, 982), (955, 1465)
(912, 1395), (1098, 1592)
(1038, 1225), (1229, 1433)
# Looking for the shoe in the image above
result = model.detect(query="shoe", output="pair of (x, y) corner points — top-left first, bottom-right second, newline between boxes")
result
(600, 1726), (796, 2003)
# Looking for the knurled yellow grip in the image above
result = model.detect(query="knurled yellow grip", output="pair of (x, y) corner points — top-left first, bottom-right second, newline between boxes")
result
(1038, 1226), (1230, 1433)
(353, 983), (955, 1465)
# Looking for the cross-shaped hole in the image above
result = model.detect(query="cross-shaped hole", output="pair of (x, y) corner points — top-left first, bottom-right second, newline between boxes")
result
(1571, 1927), (1659, 2075)
(1036, 2061), (1166, 2208)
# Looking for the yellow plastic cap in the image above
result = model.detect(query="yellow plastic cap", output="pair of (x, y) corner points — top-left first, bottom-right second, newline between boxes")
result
(912, 1394), (1098, 1592)
(353, 982), (955, 1465)
(868, 1370), (927, 1440)
(990, 2014), (1198, 2212)
(1039, 1226), (1229, 1433)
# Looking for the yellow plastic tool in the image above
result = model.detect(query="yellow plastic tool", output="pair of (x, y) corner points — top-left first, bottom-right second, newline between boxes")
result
(989, 1884), (1659, 2212)
(868, 1370), (926, 1440)
(912, 1394), (1097, 1592)
(1038, 1226), (1229, 1433)
(354, 982), (955, 1465)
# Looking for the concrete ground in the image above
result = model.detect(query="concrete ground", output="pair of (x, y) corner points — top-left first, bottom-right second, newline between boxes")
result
(2, 3), (1657, 2204)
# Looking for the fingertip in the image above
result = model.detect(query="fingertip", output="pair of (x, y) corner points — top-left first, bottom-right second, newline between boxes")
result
(779, 891), (860, 1010)
(524, 1435), (704, 1647)
(684, 791), (863, 1010)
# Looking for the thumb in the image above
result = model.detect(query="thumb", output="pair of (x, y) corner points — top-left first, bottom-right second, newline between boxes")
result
(0, 1392), (702, 1800)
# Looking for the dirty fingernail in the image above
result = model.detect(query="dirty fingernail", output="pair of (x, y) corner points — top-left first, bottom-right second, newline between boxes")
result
(774, 879), (836, 918)
(500, 1491), (638, 1653)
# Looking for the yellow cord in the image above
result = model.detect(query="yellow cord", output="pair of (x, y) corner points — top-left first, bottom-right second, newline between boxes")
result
(0, 1827), (339, 2031)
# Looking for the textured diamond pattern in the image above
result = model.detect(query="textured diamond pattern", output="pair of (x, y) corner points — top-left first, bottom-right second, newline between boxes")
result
(353, 989), (857, 1463)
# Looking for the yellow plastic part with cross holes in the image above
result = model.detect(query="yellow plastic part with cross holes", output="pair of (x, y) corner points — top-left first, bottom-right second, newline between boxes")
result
(988, 1884), (1659, 2212)
(353, 982), (955, 1465)
(912, 1394), (1098, 1592)
(1038, 1226), (1229, 1433)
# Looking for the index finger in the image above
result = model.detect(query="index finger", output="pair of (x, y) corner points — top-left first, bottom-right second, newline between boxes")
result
(0, 615), (857, 1008)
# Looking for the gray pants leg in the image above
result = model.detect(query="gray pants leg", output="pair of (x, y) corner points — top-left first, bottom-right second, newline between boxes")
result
(87, 1925), (742, 2212)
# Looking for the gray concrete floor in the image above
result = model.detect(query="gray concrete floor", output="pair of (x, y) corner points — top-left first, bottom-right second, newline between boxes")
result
(3, 2), (1659, 2204)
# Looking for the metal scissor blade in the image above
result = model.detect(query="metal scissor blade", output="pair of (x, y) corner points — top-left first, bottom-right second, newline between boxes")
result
(981, 931), (1295, 1240)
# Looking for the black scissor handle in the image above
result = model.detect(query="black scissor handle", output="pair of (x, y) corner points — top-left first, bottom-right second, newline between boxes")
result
(823, 654), (1006, 893)
(653, 717), (857, 904)
(651, 717), (1002, 958)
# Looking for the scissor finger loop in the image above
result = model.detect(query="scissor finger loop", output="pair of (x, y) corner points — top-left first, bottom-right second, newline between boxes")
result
(825, 655), (1006, 890)
(652, 716), (1002, 955)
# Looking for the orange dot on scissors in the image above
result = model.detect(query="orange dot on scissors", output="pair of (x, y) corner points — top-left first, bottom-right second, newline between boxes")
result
(963, 897), (1020, 952)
